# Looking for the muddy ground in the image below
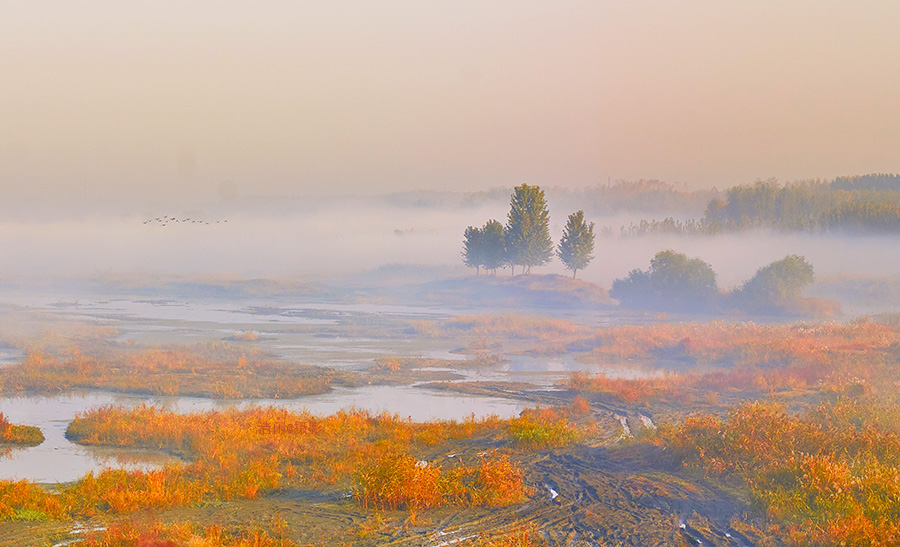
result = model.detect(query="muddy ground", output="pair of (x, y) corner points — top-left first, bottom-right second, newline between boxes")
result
(3, 442), (772, 547)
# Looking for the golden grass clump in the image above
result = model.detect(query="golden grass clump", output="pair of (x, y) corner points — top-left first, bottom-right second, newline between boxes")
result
(570, 319), (900, 404)
(45, 404), (546, 517)
(81, 520), (295, 547)
(0, 345), (341, 398)
(0, 412), (44, 446)
(658, 396), (900, 547)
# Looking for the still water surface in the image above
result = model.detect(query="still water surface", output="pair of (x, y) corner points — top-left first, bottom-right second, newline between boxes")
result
(0, 386), (525, 483)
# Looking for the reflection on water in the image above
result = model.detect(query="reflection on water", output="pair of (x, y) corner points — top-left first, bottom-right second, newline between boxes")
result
(127, 385), (527, 421)
(0, 386), (525, 483)
(53, 299), (339, 326)
(0, 347), (24, 366)
(0, 393), (177, 483)
(443, 354), (670, 388)
(416, 349), (469, 361)
(0, 292), (650, 483)
(503, 354), (667, 379)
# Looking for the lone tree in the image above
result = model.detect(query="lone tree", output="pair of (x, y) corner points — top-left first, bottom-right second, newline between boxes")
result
(506, 184), (553, 274)
(557, 210), (595, 278)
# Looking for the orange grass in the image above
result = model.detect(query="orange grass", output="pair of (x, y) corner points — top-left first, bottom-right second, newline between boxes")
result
(50, 405), (540, 516)
(570, 319), (900, 403)
(507, 404), (586, 448)
(0, 412), (44, 446)
(0, 346), (342, 398)
(353, 453), (526, 510)
(82, 520), (295, 547)
(659, 396), (900, 547)
(0, 480), (63, 521)
(458, 523), (545, 546)
(442, 314), (590, 340)
(581, 320), (896, 366)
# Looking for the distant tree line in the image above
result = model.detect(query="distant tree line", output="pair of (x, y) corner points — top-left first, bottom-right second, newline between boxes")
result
(611, 251), (818, 315)
(621, 174), (900, 236)
(462, 184), (596, 278)
(571, 179), (717, 217)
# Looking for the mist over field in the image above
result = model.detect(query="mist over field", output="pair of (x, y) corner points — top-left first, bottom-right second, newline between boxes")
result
(2, 194), (899, 315)
(5, 3), (900, 545)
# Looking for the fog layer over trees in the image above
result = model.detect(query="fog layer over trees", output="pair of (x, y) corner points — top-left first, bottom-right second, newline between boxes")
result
(1, 185), (900, 315)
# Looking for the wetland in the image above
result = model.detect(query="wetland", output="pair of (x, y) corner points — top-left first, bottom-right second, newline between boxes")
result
(1, 276), (899, 546)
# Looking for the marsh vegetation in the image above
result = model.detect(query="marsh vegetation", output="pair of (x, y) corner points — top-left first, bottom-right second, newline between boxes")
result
(1, 280), (899, 546)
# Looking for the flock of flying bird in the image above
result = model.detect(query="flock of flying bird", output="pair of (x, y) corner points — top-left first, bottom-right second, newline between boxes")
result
(142, 215), (228, 227)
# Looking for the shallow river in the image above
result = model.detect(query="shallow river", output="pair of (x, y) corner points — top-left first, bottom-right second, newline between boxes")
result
(0, 292), (628, 483)
(0, 386), (525, 483)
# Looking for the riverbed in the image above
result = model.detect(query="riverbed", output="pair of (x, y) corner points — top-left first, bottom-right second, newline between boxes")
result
(0, 290), (654, 483)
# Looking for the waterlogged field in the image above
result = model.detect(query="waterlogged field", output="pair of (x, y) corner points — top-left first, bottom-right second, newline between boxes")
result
(1, 288), (899, 545)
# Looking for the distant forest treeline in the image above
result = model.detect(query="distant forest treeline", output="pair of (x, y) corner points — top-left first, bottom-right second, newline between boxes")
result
(385, 179), (718, 217)
(383, 173), (900, 235)
(624, 173), (900, 235)
(390, 173), (900, 235)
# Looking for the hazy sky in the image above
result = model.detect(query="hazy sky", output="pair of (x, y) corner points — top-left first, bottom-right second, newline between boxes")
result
(2, 1), (899, 203)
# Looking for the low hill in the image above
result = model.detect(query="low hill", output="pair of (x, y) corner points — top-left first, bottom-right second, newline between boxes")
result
(410, 274), (617, 309)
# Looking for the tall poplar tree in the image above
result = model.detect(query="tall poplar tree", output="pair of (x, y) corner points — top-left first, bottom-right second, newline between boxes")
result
(557, 210), (595, 278)
(505, 184), (553, 274)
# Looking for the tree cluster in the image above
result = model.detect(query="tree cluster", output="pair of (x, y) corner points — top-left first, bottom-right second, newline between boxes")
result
(611, 250), (718, 312)
(611, 251), (816, 314)
(462, 184), (596, 278)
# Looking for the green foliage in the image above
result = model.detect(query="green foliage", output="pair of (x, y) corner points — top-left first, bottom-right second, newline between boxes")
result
(831, 173), (900, 192)
(13, 508), (48, 521)
(556, 210), (595, 278)
(723, 178), (781, 227)
(620, 174), (900, 236)
(480, 219), (508, 273)
(507, 416), (578, 449)
(462, 225), (486, 275)
(701, 178), (835, 231)
(697, 175), (900, 233)
(648, 250), (717, 299)
(610, 269), (653, 308)
(610, 250), (718, 312)
(462, 220), (507, 275)
(735, 255), (814, 311)
(505, 184), (553, 274)
(822, 200), (900, 232)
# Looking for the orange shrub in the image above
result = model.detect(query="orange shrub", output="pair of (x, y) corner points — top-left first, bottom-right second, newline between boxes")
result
(354, 453), (527, 510)
(570, 319), (900, 404)
(82, 520), (295, 547)
(507, 408), (579, 449)
(0, 412), (44, 446)
(60, 404), (553, 516)
(0, 345), (340, 398)
(659, 396), (900, 547)
(458, 524), (544, 547)
(0, 480), (64, 521)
